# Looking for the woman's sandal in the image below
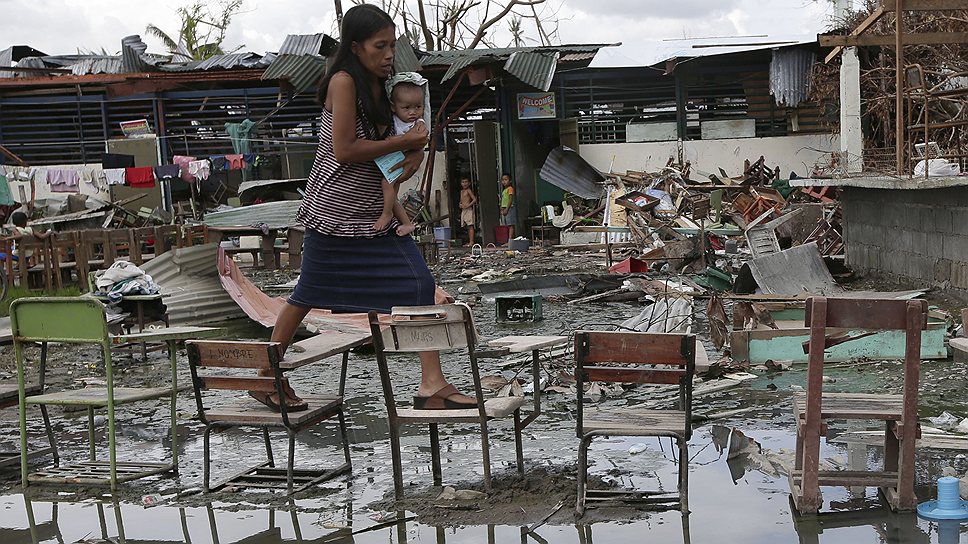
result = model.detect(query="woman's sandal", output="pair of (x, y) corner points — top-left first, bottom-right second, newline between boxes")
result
(413, 384), (477, 410)
(248, 391), (309, 413)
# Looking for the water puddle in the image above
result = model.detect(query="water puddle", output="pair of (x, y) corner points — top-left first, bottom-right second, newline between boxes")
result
(1, 298), (966, 542)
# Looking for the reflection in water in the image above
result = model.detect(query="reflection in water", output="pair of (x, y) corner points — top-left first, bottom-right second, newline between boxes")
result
(790, 503), (929, 544)
(576, 513), (691, 544)
(18, 497), (357, 544)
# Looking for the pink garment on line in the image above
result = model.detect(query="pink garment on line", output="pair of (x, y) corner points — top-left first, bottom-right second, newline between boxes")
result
(173, 155), (196, 182)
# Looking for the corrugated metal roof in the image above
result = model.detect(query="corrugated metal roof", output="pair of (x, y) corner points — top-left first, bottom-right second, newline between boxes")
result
(194, 52), (267, 71)
(770, 47), (815, 107)
(441, 54), (483, 82)
(121, 35), (150, 73)
(203, 199), (302, 229)
(0, 47), (12, 79)
(279, 34), (325, 56)
(70, 57), (123, 75)
(504, 50), (559, 91)
(261, 54), (327, 93)
(539, 145), (606, 200)
(139, 243), (246, 325)
(393, 38), (421, 73)
(420, 44), (607, 66)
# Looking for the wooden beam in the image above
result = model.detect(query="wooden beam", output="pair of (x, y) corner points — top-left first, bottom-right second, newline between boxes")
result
(824, 6), (887, 63)
(820, 32), (968, 47)
(882, 0), (967, 11)
(896, 0), (905, 176)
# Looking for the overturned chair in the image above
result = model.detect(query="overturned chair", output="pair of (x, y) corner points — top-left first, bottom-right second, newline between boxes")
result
(368, 304), (536, 499)
(574, 330), (697, 516)
(186, 340), (352, 495)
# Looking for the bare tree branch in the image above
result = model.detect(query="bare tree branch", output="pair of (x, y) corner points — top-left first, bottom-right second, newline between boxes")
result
(468, 0), (547, 49)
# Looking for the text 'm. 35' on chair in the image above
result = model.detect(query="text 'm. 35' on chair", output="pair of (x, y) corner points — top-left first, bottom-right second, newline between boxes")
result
(12, 297), (177, 490)
(186, 340), (351, 495)
(790, 297), (927, 515)
(574, 330), (696, 516)
(368, 304), (531, 500)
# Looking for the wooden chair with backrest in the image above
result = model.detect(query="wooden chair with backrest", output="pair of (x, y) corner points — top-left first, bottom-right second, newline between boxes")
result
(16, 235), (52, 291)
(12, 297), (178, 490)
(574, 330), (696, 516)
(367, 304), (530, 499)
(790, 297), (927, 515)
(185, 340), (352, 495)
(0, 341), (57, 469)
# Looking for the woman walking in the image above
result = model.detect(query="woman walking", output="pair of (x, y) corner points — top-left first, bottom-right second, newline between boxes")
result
(254, 4), (474, 411)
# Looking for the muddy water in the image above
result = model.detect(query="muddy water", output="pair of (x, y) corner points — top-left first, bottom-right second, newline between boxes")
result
(1, 296), (966, 543)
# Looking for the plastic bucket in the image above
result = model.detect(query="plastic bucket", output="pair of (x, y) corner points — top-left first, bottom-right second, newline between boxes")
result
(433, 226), (451, 241)
(495, 226), (510, 245)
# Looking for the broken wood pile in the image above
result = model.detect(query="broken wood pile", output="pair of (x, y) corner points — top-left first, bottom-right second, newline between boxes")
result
(813, 3), (968, 172)
(555, 155), (846, 276)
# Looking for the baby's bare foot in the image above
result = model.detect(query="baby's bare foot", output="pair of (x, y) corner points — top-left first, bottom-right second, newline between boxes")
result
(396, 222), (416, 236)
(373, 212), (392, 231)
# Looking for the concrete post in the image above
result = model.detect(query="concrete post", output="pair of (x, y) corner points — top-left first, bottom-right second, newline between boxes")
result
(840, 47), (864, 174)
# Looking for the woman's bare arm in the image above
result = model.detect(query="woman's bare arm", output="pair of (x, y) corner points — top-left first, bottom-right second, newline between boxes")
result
(329, 73), (427, 163)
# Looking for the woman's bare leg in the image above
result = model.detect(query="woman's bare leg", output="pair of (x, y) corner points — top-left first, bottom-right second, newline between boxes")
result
(256, 302), (312, 406)
(416, 350), (475, 402)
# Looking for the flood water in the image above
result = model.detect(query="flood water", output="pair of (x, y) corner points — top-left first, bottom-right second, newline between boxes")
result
(1, 295), (966, 543)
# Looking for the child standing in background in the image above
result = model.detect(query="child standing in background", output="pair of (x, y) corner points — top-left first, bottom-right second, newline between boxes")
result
(459, 177), (477, 246)
(499, 173), (516, 240)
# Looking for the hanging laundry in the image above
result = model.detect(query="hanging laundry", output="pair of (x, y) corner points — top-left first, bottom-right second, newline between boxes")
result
(172, 155), (196, 182)
(208, 156), (227, 172)
(125, 166), (155, 188)
(0, 170), (15, 206)
(102, 153), (136, 169)
(47, 168), (81, 193)
(104, 168), (126, 186)
(225, 154), (244, 170)
(188, 159), (211, 181)
(154, 164), (181, 181)
(225, 119), (256, 154)
(10, 166), (34, 182)
(242, 153), (258, 168)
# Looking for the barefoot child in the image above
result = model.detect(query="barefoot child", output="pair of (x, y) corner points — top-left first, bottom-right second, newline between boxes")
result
(459, 177), (477, 246)
(374, 73), (432, 235)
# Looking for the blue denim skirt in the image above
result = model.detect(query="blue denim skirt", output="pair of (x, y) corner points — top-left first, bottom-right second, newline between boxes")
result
(288, 229), (435, 313)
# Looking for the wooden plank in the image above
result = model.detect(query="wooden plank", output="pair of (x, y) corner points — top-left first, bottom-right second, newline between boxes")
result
(187, 340), (278, 369)
(582, 408), (687, 435)
(820, 31), (968, 47)
(581, 367), (686, 385)
(791, 469), (900, 487)
(882, 0), (966, 10)
(24, 386), (172, 406)
(824, 5), (886, 63)
(200, 376), (277, 392)
(112, 325), (221, 344)
(804, 298), (926, 331)
(487, 335), (568, 353)
(279, 331), (370, 370)
(577, 331), (690, 365)
(205, 394), (341, 425)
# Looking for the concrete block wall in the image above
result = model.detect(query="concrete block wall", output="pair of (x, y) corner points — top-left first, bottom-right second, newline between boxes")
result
(842, 186), (968, 297)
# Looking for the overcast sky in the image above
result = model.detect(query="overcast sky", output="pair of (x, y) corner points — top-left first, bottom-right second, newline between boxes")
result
(3, 0), (839, 66)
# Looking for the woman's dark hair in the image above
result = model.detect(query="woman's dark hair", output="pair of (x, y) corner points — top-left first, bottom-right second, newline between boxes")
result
(317, 4), (395, 132)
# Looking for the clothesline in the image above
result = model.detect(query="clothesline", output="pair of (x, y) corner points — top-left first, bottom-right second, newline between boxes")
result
(3, 133), (321, 149)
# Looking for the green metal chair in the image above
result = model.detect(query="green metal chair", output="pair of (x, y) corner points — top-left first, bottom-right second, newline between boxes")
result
(13, 297), (178, 490)
(0, 342), (57, 468)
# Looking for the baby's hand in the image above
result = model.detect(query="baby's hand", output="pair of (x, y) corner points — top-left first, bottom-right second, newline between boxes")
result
(396, 222), (416, 236)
